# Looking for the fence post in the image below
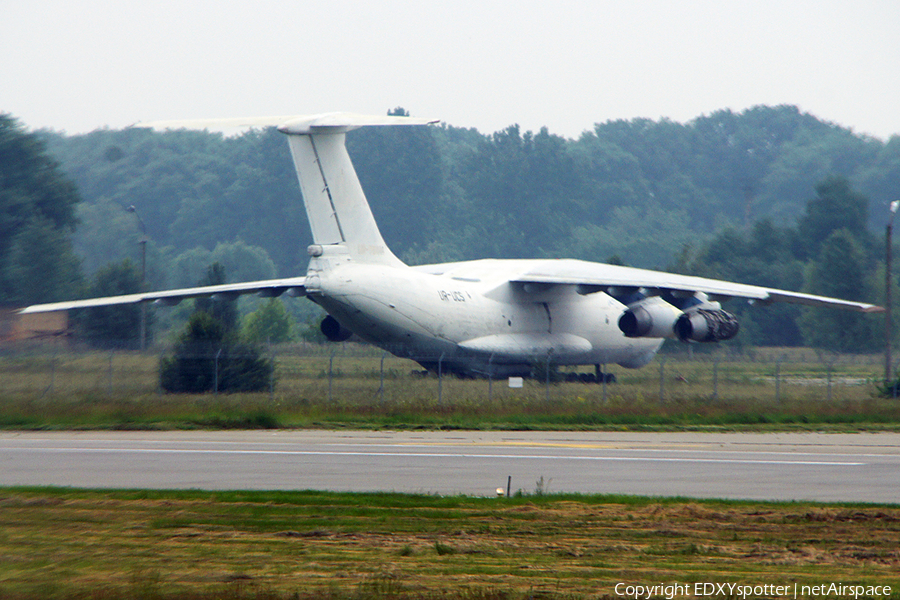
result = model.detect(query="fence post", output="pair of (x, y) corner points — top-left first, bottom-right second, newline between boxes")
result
(658, 358), (665, 402)
(328, 350), (335, 403)
(545, 352), (551, 402)
(775, 357), (781, 403)
(712, 358), (719, 400)
(488, 353), (494, 403)
(48, 345), (57, 394)
(108, 351), (114, 395)
(214, 348), (222, 395)
(379, 351), (386, 403)
(268, 338), (275, 402)
(600, 363), (607, 403)
(438, 353), (444, 405)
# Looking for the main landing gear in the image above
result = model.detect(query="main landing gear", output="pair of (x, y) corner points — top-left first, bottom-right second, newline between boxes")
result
(563, 364), (616, 384)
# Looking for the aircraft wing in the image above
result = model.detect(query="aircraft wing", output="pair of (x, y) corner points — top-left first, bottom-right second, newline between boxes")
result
(18, 277), (307, 314)
(508, 259), (883, 313)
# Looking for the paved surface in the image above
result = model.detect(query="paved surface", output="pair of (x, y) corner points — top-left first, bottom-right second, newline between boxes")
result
(1, 430), (898, 503)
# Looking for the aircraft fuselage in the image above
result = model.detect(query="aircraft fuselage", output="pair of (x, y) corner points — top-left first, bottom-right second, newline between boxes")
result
(304, 248), (661, 377)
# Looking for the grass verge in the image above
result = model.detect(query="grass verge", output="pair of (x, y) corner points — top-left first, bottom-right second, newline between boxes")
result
(2, 390), (900, 432)
(3, 345), (900, 432)
(0, 487), (898, 599)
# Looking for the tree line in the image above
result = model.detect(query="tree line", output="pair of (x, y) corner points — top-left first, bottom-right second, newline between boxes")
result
(3, 105), (899, 350)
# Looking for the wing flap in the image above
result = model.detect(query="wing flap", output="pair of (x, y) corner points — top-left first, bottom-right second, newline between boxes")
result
(18, 277), (306, 314)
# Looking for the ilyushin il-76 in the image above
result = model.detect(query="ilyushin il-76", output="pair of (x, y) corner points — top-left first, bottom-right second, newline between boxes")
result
(21, 113), (882, 378)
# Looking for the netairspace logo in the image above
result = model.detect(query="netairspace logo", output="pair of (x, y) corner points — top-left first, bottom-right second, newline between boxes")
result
(613, 582), (892, 599)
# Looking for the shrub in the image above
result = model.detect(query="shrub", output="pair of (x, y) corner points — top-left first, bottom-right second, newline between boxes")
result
(241, 298), (295, 343)
(160, 312), (274, 393)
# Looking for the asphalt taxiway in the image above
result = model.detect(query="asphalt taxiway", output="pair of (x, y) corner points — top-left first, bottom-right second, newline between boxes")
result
(1, 430), (897, 502)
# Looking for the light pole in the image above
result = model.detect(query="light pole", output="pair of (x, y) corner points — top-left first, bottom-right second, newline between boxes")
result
(886, 200), (899, 388)
(127, 205), (148, 351)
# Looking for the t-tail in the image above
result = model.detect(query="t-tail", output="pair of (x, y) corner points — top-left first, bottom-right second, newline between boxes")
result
(277, 113), (437, 266)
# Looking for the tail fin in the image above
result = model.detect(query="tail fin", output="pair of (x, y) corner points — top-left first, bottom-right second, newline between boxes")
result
(137, 112), (436, 266)
(279, 113), (437, 266)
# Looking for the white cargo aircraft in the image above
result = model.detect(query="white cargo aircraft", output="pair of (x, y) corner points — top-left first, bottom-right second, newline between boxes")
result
(21, 113), (883, 378)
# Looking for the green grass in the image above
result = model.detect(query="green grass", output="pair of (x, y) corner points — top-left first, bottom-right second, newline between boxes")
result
(2, 344), (899, 431)
(3, 389), (900, 432)
(0, 487), (898, 599)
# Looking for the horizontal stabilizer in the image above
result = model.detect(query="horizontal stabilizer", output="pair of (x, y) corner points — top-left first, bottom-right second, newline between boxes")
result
(136, 112), (438, 135)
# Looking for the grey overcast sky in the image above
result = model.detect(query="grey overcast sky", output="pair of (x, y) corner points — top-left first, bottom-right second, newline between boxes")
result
(3, 0), (898, 139)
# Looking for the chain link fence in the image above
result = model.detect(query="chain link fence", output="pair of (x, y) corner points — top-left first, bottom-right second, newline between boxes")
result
(0, 340), (888, 405)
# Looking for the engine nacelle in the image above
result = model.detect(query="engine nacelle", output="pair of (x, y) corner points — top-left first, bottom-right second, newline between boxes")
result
(618, 297), (683, 338)
(320, 315), (353, 342)
(674, 308), (739, 343)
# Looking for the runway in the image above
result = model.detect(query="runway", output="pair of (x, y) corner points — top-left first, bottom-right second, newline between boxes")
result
(1, 430), (898, 503)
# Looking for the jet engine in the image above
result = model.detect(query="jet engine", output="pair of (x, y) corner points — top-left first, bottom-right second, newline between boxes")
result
(674, 308), (739, 343)
(320, 315), (353, 342)
(618, 297), (683, 338)
(618, 295), (740, 343)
